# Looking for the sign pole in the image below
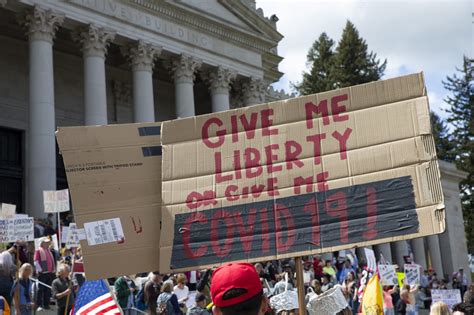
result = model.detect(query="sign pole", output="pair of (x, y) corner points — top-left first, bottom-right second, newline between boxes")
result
(57, 212), (61, 248)
(295, 257), (306, 315)
(64, 256), (75, 315)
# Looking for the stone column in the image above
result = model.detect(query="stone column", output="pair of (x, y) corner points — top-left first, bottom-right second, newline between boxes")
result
(428, 235), (444, 276)
(242, 77), (266, 106)
(20, 6), (64, 218)
(411, 238), (427, 269)
(73, 25), (115, 125)
(122, 41), (161, 123)
(391, 241), (409, 269)
(374, 243), (393, 263)
(168, 55), (201, 118)
(203, 67), (236, 112)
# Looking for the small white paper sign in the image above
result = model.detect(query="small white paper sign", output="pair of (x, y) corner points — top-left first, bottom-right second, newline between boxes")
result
(378, 264), (398, 286)
(43, 189), (70, 213)
(0, 203), (16, 218)
(84, 218), (124, 246)
(1, 216), (34, 243)
(66, 223), (86, 248)
(404, 264), (421, 286)
(365, 248), (376, 272)
(61, 226), (69, 244)
(431, 289), (462, 309)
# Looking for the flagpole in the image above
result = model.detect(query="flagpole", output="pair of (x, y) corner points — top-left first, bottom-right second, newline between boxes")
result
(57, 212), (61, 249)
(295, 257), (306, 315)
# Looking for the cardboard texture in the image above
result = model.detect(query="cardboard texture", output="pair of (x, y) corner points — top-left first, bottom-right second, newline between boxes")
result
(56, 123), (162, 280)
(160, 73), (445, 272)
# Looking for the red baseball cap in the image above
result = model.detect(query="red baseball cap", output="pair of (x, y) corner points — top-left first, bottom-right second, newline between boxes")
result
(211, 263), (263, 307)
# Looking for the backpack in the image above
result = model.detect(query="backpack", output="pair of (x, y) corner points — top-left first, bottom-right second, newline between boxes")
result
(134, 286), (147, 311)
(156, 294), (174, 315)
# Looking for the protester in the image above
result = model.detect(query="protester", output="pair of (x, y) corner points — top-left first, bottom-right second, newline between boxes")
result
(51, 263), (75, 315)
(383, 286), (395, 315)
(342, 272), (357, 311)
(196, 269), (212, 303)
(0, 295), (10, 315)
(12, 263), (34, 315)
(339, 260), (355, 284)
(255, 263), (271, 282)
(0, 247), (16, 307)
(210, 262), (268, 315)
(452, 303), (473, 315)
(429, 301), (451, 315)
(323, 259), (337, 283)
(396, 290), (409, 315)
(321, 274), (334, 292)
(157, 280), (182, 315)
(144, 273), (162, 315)
(401, 284), (418, 315)
(463, 284), (474, 305)
(174, 273), (190, 313)
(452, 268), (468, 296)
(186, 293), (211, 315)
(273, 272), (294, 295)
(34, 237), (56, 311)
(114, 275), (137, 314)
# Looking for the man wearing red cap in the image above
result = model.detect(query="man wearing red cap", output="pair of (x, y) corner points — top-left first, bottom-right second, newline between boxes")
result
(211, 263), (268, 315)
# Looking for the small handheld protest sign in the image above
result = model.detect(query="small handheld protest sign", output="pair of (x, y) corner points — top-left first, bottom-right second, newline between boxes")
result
(43, 189), (70, 213)
(404, 264), (421, 286)
(0, 203), (16, 218)
(1, 215), (34, 243)
(159, 73), (445, 272)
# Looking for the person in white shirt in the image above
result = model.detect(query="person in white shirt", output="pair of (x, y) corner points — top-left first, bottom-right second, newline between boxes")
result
(174, 273), (190, 310)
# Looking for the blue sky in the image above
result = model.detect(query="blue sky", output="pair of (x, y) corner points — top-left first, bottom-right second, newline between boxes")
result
(257, 0), (472, 120)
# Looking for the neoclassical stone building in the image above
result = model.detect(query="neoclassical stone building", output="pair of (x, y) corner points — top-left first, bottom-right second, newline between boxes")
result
(0, 0), (469, 281)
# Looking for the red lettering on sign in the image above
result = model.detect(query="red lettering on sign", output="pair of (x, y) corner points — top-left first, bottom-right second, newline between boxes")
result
(202, 117), (225, 148)
(183, 212), (208, 258)
(306, 133), (326, 165)
(265, 144), (283, 173)
(332, 128), (352, 160)
(316, 171), (329, 192)
(363, 187), (378, 240)
(239, 112), (258, 140)
(234, 209), (257, 254)
(325, 191), (348, 243)
(284, 141), (304, 170)
(211, 210), (234, 257)
(303, 197), (321, 246)
(244, 148), (263, 178)
(293, 176), (313, 195)
(275, 203), (296, 252)
(261, 109), (278, 136)
(215, 152), (232, 183)
(251, 184), (265, 198)
(331, 94), (349, 122)
(186, 191), (217, 209)
(305, 100), (330, 128)
(268, 177), (280, 196)
(233, 150), (242, 180)
(225, 185), (239, 202)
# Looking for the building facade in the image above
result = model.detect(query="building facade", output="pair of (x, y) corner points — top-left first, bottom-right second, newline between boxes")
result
(0, 0), (469, 281)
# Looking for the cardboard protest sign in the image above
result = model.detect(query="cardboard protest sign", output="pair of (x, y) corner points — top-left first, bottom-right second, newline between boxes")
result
(0, 203), (16, 218)
(404, 264), (421, 285)
(431, 289), (462, 309)
(378, 264), (397, 286)
(0, 216), (34, 242)
(65, 223), (86, 249)
(159, 73), (445, 272)
(56, 122), (162, 279)
(397, 272), (405, 288)
(43, 189), (70, 213)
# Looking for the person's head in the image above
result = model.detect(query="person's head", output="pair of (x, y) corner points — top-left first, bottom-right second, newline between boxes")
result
(403, 284), (411, 292)
(430, 301), (451, 315)
(19, 263), (33, 279)
(321, 275), (329, 284)
(176, 273), (187, 288)
(325, 260), (332, 267)
(311, 279), (321, 291)
(346, 271), (355, 282)
(56, 263), (70, 278)
(344, 259), (351, 268)
(452, 303), (473, 315)
(195, 293), (207, 308)
(39, 236), (51, 249)
(458, 268), (463, 274)
(161, 280), (173, 293)
(211, 263), (266, 315)
(254, 263), (264, 274)
(151, 272), (163, 284)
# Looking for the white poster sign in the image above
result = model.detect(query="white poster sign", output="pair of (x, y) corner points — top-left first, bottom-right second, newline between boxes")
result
(431, 289), (462, 309)
(43, 189), (70, 213)
(84, 218), (124, 246)
(404, 264), (421, 286)
(0, 217), (34, 242)
(66, 223), (86, 248)
(61, 226), (69, 244)
(365, 248), (376, 272)
(378, 264), (398, 286)
(0, 203), (16, 218)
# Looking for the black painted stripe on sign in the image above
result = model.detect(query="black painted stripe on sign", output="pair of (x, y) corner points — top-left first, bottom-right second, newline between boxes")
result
(138, 126), (161, 136)
(170, 176), (419, 270)
(142, 146), (162, 157)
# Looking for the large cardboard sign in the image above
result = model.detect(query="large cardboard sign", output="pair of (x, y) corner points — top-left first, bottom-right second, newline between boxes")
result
(431, 289), (462, 309)
(56, 123), (162, 279)
(160, 73), (445, 272)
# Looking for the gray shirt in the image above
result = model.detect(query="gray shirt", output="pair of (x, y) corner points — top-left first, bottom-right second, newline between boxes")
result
(52, 277), (75, 308)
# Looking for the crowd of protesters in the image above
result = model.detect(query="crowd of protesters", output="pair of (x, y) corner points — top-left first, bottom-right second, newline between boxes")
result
(0, 219), (473, 315)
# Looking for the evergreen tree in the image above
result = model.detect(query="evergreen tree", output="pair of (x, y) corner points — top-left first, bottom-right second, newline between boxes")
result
(294, 32), (335, 94)
(331, 21), (387, 88)
(430, 111), (455, 162)
(443, 56), (473, 253)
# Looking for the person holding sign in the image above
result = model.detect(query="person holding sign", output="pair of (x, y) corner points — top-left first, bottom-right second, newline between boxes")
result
(52, 263), (75, 315)
(34, 237), (56, 311)
(210, 263), (268, 315)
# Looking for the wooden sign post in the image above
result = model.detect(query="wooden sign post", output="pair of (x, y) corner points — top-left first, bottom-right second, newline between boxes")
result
(295, 257), (306, 315)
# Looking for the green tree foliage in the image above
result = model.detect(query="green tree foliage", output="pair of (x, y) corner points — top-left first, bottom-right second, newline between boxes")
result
(295, 21), (387, 95)
(430, 111), (455, 162)
(443, 56), (474, 253)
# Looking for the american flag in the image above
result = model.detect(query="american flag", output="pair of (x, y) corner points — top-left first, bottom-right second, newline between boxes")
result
(73, 280), (121, 315)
